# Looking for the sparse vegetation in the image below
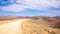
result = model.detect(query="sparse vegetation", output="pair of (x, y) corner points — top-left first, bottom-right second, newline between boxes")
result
(21, 19), (60, 34)
(0, 16), (60, 34)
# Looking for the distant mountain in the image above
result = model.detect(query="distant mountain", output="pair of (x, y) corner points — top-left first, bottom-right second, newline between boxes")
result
(53, 16), (60, 20)
(0, 15), (17, 20)
(31, 16), (60, 29)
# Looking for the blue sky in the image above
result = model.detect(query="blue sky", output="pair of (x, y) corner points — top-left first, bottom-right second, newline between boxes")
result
(0, 9), (46, 16)
(0, 9), (60, 17)
(0, 0), (60, 17)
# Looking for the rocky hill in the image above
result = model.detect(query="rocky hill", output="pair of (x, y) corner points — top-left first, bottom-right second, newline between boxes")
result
(21, 19), (60, 34)
(0, 15), (17, 20)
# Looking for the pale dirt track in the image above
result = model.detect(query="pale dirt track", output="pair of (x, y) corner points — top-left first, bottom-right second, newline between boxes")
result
(0, 20), (23, 34)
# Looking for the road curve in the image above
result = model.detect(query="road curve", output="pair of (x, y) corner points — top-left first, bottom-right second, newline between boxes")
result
(0, 20), (23, 34)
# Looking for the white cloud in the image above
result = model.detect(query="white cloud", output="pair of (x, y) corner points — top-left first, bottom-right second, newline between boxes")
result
(0, 0), (60, 12)
(0, 4), (27, 12)
(47, 10), (60, 14)
(16, 0), (60, 10)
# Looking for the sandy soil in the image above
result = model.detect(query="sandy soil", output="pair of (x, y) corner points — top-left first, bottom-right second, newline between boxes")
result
(0, 19), (23, 34)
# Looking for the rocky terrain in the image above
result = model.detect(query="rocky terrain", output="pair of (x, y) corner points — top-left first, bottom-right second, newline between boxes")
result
(21, 19), (60, 34)
(0, 16), (60, 34)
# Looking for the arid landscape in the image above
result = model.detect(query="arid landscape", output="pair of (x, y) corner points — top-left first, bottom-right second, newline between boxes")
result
(0, 16), (60, 34)
(0, 0), (60, 34)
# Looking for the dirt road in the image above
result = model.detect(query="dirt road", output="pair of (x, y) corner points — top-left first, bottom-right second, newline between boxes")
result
(0, 20), (23, 34)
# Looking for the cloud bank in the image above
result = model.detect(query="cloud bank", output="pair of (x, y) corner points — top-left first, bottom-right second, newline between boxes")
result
(0, 0), (60, 12)
(0, 4), (27, 12)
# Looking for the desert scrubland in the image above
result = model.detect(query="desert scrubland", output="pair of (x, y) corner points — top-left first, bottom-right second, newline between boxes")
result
(0, 16), (60, 34)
